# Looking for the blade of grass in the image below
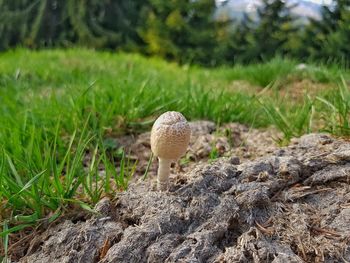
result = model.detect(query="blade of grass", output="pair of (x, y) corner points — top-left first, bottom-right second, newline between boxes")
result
(142, 153), (154, 181)
(2, 220), (8, 263)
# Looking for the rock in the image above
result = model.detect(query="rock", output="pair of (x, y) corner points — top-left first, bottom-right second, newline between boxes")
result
(189, 121), (216, 135)
(18, 133), (350, 263)
(94, 197), (112, 217)
(20, 220), (123, 263)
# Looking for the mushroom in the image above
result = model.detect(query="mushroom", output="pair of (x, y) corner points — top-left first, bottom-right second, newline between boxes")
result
(151, 111), (191, 191)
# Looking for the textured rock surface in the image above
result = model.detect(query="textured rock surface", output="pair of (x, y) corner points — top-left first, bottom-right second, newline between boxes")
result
(18, 134), (350, 263)
(116, 121), (281, 180)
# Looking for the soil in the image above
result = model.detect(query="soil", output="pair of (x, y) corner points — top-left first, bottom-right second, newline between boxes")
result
(227, 79), (333, 103)
(9, 122), (350, 262)
(117, 121), (281, 181)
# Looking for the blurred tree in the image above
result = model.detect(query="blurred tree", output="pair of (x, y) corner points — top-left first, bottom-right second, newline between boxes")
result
(212, 10), (235, 65)
(301, 0), (350, 64)
(229, 0), (298, 63)
(228, 13), (256, 63)
(140, 0), (225, 66)
(0, 0), (149, 50)
(0, 0), (38, 50)
(0, 0), (349, 66)
(337, 2), (350, 64)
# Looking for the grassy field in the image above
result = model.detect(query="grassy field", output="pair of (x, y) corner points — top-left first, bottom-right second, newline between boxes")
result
(0, 49), (349, 249)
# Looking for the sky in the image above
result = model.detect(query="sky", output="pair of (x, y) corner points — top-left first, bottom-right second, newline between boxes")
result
(307, 0), (332, 4)
(216, 0), (333, 4)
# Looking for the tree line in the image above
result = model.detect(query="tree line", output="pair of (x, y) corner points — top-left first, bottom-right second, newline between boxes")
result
(0, 0), (349, 66)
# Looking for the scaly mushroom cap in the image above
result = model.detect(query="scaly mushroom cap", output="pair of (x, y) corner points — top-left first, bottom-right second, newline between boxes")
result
(151, 111), (191, 160)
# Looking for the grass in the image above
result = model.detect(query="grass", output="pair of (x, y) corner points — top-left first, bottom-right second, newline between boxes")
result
(0, 49), (349, 258)
(317, 78), (350, 136)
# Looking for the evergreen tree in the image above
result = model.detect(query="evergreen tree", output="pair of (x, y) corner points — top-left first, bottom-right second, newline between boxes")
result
(229, 13), (256, 63)
(301, 0), (350, 63)
(0, 0), (38, 50)
(1, 0), (348, 66)
(0, 0), (149, 50)
(229, 0), (298, 63)
(140, 0), (224, 66)
(336, 1), (350, 63)
(212, 10), (235, 65)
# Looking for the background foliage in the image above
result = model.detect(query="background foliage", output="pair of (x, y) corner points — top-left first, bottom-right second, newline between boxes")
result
(0, 0), (350, 66)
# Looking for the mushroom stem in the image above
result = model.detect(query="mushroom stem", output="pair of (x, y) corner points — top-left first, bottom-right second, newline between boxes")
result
(157, 158), (172, 191)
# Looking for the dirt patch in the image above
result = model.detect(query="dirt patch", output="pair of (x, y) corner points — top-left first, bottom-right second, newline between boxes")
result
(227, 78), (335, 107)
(226, 80), (262, 95)
(227, 79), (333, 103)
(16, 133), (350, 263)
(116, 121), (281, 182)
(278, 79), (333, 103)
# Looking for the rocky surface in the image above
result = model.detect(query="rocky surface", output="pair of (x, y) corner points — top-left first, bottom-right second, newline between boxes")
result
(16, 132), (350, 263)
(116, 121), (281, 181)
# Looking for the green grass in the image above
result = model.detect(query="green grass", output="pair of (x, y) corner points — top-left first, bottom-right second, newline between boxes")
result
(0, 49), (349, 256)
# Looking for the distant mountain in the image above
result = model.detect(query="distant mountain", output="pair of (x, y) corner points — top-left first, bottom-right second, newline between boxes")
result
(216, 0), (324, 22)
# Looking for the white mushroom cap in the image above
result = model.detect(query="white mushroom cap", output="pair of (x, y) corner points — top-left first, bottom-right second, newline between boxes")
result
(151, 111), (191, 160)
